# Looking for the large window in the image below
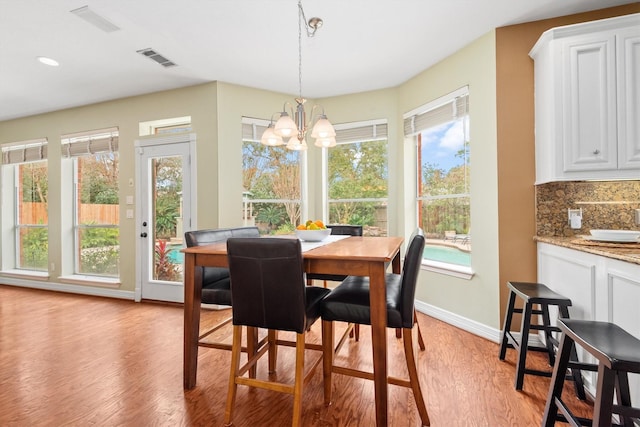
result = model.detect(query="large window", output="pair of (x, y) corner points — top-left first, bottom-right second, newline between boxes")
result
(242, 118), (302, 235)
(405, 87), (471, 268)
(62, 128), (120, 277)
(326, 120), (388, 236)
(1, 140), (48, 272)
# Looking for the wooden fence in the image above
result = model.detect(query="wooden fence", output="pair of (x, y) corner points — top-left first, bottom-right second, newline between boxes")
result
(20, 202), (119, 224)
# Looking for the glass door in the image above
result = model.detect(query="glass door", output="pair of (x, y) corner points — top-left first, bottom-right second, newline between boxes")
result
(137, 136), (195, 302)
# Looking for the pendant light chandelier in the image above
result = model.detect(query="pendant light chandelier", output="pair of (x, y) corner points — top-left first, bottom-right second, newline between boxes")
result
(260, 0), (336, 150)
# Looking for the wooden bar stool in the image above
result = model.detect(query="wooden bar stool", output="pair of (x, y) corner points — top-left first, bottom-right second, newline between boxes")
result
(499, 281), (585, 398)
(542, 318), (640, 427)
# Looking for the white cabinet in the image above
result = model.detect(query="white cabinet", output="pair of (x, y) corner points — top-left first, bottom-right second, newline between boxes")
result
(530, 14), (640, 183)
(537, 242), (640, 403)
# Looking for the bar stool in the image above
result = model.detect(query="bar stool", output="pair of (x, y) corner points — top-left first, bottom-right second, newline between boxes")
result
(542, 319), (640, 427)
(499, 281), (585, 398)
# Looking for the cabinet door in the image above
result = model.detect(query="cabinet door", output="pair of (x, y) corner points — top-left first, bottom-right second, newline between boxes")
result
(562, 32), (617, 172)
(617, 26), (640, 170)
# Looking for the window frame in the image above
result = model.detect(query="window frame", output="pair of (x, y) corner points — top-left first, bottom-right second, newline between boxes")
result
(0, 139), (49, 275)
(323, 119), (389, 236)
(61, 128), (120, 279)
(241, 117), (305, 233)
(404, 87), (474, 279)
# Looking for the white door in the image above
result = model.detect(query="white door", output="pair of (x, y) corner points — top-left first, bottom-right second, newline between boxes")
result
(136, 134), (196, 302)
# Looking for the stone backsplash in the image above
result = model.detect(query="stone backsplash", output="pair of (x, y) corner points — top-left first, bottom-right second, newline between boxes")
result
(536, 180), (640, 237)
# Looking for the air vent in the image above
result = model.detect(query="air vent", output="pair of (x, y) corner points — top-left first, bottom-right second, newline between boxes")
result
(70, 6), (120, 33)
(136, 48), (177, 68)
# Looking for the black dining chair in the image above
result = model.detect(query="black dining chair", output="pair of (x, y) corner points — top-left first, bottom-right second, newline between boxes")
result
(223, 237), (330, 427)
(184, 226), (263, 375)
(320, 228), (430, 426)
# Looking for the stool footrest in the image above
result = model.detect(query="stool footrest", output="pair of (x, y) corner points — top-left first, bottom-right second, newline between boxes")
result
(524, 368), (552, 378)
(567, 361), (597, 372)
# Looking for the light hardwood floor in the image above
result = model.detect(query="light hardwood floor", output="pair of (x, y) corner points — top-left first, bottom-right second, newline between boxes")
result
(0, 285), (594, 426)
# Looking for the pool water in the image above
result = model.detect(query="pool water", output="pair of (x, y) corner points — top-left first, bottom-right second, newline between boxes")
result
(423, 244), (471, 267)
(167, 245), (184, 264)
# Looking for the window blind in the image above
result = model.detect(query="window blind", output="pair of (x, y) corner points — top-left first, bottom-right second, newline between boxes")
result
(61, 127), (119, 157)
(335, 121), (388, 144)
(241, 118), (270, 142)
(404, 88), (469, 137)
(1, 139), (48, 165)
(242, 118), (388, 145)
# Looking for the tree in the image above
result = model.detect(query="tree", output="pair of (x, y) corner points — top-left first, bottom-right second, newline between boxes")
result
(79, 153), (119, 204)
(152, 157), (182, 239)
(243, 141), (301, 229)
(328, 140), (388, 225)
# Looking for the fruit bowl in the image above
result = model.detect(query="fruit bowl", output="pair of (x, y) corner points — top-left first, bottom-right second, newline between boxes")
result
(295, 228), (331, 242)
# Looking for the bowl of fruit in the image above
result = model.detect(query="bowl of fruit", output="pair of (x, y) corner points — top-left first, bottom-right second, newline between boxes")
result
(295, 220), (331, 242)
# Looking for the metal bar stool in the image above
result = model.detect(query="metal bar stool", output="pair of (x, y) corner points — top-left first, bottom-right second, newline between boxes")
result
(499, 281), (585, 398)
(542, 319), (640, 427)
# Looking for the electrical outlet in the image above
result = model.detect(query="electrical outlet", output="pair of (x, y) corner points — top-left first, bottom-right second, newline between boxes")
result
(568, 208), (582, 229)
(635, 209), (640, 226)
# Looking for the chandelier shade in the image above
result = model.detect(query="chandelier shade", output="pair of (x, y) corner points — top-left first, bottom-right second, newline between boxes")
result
(260, 0), (335, 151)
(260, 124), (284, 146)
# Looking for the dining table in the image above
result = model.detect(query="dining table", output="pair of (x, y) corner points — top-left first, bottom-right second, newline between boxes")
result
(182, 234), (404, 427)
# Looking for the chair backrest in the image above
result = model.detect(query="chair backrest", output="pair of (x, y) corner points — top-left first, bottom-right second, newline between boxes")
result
(400, 228), (426, 327)
(184, 226), (260, 247)
(184, 227), (260, 285)
(327, 224), (363, 236)
(227, 238), (308, 334)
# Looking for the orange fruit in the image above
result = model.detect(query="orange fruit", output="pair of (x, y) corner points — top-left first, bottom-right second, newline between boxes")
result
(314, 220), (325, 229)
(296, 224), (307, 230)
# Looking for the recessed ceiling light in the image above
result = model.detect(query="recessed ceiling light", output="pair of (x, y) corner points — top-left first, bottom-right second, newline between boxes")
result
(37, 56), (59, 67)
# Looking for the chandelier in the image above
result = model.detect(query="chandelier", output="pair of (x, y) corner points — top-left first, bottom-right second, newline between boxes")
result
(260, 0), (336, 150)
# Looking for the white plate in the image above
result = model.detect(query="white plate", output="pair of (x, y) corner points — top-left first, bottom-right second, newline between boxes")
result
(590, 229), (640, 240)
(582, 235), (640, 243)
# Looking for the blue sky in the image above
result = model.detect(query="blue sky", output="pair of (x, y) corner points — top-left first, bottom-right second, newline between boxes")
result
(420, 118), (467, 173)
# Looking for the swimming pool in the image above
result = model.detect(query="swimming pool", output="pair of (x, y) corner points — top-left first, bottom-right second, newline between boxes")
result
(167, 244), (184, 264)
(423, 244), (471, 267)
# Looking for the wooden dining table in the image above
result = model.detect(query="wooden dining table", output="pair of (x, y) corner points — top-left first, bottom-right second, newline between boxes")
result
(182, 235), (404, 426)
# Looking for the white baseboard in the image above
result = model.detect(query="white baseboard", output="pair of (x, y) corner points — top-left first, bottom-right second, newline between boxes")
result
(415, 299), (502, 343)
(0, 276), (135, 300)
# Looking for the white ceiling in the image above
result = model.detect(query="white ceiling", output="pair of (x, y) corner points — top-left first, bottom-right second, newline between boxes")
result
(0, 0), (636, 122)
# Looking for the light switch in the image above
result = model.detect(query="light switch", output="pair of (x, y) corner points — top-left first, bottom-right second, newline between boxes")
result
(126, 196), (134, 205)
(126, 209), (134, 219)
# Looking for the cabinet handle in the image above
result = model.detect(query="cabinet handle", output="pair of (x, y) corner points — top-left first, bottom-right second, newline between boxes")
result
(593, 149), (600, 155)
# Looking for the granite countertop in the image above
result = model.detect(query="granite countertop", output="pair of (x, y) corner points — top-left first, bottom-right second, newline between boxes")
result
(535, 236), (640, 265)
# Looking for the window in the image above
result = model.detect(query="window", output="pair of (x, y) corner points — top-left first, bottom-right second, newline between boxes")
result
(62, 128), (119, 277)
(1, 140), (48, 272)
(242, 118), (302, 234)
(405, 87), (471, 270)
(326, 120), (388, 236)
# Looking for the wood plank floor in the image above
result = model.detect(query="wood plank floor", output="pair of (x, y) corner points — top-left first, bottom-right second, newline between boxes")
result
(0, 285), (594, 426)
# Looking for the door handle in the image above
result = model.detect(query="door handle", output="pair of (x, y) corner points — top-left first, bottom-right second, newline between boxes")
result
(140, 232), (148, 238)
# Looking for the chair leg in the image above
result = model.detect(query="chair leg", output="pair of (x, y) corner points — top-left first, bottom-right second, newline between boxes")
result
(291, 333), (306, 427)
(499, 290), (517, 360)
(268, 329), (278, 374)
(348, 323), (360, 340)
(540, 304), (556, 366)
(615, 371), (635, 427)
(514, 302), (533, 390)
(415, 308), (425, 351)
(542, 332), (573, 427)
(403, 327), (430, 426)
(558, 306), (586, 401)
(322, 319), (334, 406)
(247, 326), (258, 378)
(224, 325), (243, 427)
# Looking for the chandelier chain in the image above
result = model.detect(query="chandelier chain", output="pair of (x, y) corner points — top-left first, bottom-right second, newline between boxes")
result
(298, 0), (303, 100)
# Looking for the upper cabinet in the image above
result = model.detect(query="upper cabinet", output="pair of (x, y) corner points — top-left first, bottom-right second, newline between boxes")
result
(530, 14), (640, 184)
